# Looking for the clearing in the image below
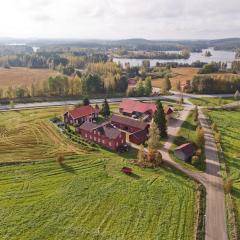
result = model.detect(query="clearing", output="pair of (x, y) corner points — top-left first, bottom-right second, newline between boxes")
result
(0, 107), (198, 240)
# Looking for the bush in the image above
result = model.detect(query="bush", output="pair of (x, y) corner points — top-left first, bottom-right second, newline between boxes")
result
(224, 177), (233, 194)
(56, 154), (64, 164)
(192, 155), (199, 165)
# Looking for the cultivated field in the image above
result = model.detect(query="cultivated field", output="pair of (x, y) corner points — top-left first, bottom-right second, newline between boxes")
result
(207, 109), (240, 231)
(0, 67), (61, 89)
(0, 107), (198, 240)
(152, 67), (199, 89)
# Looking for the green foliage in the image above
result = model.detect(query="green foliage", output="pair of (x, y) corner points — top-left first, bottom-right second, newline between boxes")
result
(191, 75), (240, 94)
(144, 76), (152, 96)
(100, 99), (110, 118)
(154, 100), (167, 138)
(198, 62), (220, 74)
(162, 76), (172, 93)
(135, 79), (145, 96)
(83, 97), (90, 106)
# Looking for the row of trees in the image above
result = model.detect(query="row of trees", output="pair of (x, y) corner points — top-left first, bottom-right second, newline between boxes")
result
(127, 77), (152, 97)
(191, 75), (240, 94)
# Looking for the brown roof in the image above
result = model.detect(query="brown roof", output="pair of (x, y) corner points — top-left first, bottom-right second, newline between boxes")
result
(111, 114), (148, 130)
(174, 143), (196, 158)
(79, 121), (121, 140)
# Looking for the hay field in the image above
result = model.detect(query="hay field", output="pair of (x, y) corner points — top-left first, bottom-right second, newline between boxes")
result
(152, 67), (199, 89)
(0, 67), (61, 89)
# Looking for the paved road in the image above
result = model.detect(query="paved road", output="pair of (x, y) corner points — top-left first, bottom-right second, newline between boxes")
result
(0, 92), (234, 111)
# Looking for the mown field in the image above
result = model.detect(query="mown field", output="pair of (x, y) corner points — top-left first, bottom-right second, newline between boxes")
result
(190, 97), (237, 107)
(0, 107), (198, 240)
(0, 67), (61, 89)
(152, 67), (199, 89)
(207, 109), (240, 231)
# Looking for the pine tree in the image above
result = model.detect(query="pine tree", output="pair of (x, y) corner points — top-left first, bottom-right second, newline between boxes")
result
(154, 100), (167, 138)
(144, 76), (152, 96)
(101, 98), (110, 118)
(83, 97), (90, 106)
(162, 76), (171, 93)
(136, 79), (145, 96)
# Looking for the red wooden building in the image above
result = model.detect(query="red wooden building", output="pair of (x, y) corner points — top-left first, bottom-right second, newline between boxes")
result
(78, 122), (126, 150)
(64, 105), (99, 126)
(111, 114), (149, 145)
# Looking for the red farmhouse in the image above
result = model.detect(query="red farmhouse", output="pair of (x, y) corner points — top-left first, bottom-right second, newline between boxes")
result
(111, 114), (149, 145)
(64, 105), (99, 125)
(78, 122), (126, 150)
(119, 99), (157, 117)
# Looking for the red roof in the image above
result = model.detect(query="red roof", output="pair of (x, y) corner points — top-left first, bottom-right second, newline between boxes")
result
(119, 99), (157, 115)
(175, 143), (196, 158)
(165, 107), (174, 115)
(68, 105), (98, 119)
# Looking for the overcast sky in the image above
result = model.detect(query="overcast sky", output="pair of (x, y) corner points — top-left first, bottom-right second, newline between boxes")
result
(0, 0), (240, 39)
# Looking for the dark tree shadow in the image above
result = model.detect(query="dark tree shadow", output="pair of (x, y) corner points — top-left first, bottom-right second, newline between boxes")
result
(60, 163), (76, 174)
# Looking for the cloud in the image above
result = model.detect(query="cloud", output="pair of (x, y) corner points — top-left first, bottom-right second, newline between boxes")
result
(0, 0), (239, 39)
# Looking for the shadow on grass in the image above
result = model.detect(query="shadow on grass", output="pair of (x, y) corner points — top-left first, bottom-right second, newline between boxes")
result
(128, 173), (141, 179)
(60, 163), (76, 174)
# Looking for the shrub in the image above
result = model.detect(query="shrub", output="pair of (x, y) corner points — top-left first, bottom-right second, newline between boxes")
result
(195, 149), (202, 157)
(192, 155), (199, 165)
(224, 177), (233, 194)
(56, 154), (64, 164)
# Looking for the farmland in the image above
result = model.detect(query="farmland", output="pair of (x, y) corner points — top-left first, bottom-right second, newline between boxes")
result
(152, 67), (199, 89)
(207, 109), (240, 231)
(0, 107), (198, 240)
(0, 67), (61, 89)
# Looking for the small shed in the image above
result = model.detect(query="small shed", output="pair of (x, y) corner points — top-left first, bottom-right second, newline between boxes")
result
(174, 143), (197, 162)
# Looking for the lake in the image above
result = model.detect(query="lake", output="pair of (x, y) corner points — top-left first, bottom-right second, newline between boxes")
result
(113, 48), (236, 67)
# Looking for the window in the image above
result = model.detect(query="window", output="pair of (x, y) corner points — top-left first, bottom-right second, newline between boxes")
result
(102, 140), (105, 144)
(109, 141), (112, 146)
(98, 138), (101, 143)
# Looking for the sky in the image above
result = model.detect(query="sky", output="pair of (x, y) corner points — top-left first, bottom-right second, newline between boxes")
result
(0, 0), (240, 40)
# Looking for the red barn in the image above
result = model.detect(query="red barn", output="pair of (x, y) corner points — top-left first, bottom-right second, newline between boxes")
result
(64, 105), (99, 126)
(78, 122), (126, 150)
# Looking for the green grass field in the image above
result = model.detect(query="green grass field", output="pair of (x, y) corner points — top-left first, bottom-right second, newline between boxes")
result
(0, 107), (198, 240)
(207, 109), (240, 231)
(190, 97), (236, 107)
(170, 111), (205, 172)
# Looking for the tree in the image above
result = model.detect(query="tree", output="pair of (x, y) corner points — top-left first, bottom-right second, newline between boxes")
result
(154, 100), (167, 138)
(155, 151), (163, 166)
(83, 97), (90, 106)
(144, 76), (152, 96)
(136, 79), (145, 96)
(137, 145), (145, 165)
(101, 98), (110, 118)
(162, 76), (171, 93)
(176, 80), (181, 91)
(147, 122), (161, 162)
(224, 177), (233, 194)
(196, 126), (204, 147)
(194, 106), (198, 122)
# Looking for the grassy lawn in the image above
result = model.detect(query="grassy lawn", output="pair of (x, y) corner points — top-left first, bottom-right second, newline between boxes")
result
(207, 109), (240, 231)
(190, 97), (236, 107)
(170, 111), (205, 172)
(0, 107), (198, 240)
